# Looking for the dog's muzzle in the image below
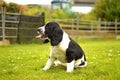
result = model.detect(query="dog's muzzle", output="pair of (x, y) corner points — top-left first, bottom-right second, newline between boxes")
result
(36, 34), (45, 38)
(36, 28), (46, 38)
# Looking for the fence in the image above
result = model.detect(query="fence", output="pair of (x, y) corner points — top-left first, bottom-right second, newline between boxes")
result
(18, 13), (44, 43)
(0, 6), (45, 43)
(1, 6), (120, 43)
(50, 19), (120, 38)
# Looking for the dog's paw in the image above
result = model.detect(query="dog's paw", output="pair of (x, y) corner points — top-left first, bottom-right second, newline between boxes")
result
(66, 69), (73, 73)
(54, 61), (61, 66)
(43, 68), (48, 71)
(43, 66), (49, 71)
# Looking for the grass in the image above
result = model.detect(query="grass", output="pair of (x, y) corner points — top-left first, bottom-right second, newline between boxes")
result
(0, 39), (120, 80)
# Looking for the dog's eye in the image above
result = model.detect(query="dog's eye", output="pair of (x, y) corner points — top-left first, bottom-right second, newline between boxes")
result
(37, 29), (43, 34)
(37, 29), (41, 32)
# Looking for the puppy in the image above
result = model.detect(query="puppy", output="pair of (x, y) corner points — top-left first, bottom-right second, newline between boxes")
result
(36, 22), (87, 72)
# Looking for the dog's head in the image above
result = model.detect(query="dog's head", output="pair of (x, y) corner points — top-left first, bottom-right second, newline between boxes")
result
(36, 22), (63, 46)
(36, 25), (46, 38)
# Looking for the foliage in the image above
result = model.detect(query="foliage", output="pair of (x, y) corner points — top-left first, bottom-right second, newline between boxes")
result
(94, 0), (120, 21)
(0, 0), (6, 11)
(0, 0), (4, 6)
(0, 0), (5, 6)
(7, 2), (19, 12)
(1, 1), (96, 21)
(23, 5), (50, 22)
(24, 5), (41, 15)
(24, 5), (98, 21)
(51, 9), (77, 19)
(0, 1), (26, 13)
(0, 39), (120, 80)
(24, 5), (96, 21)
(24, 5), (77, 22)
(79, 10), (97, 21)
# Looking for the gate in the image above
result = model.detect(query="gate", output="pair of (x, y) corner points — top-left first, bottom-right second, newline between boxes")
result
(0, 6), (45, 43)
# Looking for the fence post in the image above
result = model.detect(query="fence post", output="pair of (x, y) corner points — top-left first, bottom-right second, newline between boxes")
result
(115, 19), (117, 37)
(17, 13), (21, 43)
(72, 19), (74, 30)
(91, 21), (93, 37)
(2, 6), (6, 41)
(98, 18), (101, 37)
(41, 12), (45, 26)
(76, 17), (79, 31)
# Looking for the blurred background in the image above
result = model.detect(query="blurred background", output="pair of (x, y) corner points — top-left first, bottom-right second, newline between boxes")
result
(0, 1), (120, 79)
(0, 0), (120, 44)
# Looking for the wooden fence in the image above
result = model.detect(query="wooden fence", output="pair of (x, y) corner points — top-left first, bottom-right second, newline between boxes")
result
(50, 19), (120, 38)
(1, 6), (120, 43)
(0, 6), (45, 43)
(0, 6), (19, 42)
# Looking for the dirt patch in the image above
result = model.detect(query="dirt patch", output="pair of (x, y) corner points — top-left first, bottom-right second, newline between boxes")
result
(0, 39), (10, 46)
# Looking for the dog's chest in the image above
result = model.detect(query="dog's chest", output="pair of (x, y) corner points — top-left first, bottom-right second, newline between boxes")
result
(51, 32), (70, 63)
(52, 45), (66, 63)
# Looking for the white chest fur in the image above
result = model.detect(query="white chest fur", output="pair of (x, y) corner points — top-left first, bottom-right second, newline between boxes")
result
(51, 32), (70, 63)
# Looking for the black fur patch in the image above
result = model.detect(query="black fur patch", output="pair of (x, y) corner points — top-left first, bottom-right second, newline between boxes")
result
(66, 38), (85, 63)
(79, 61), (85, 66)
(45, 22), (63, 46)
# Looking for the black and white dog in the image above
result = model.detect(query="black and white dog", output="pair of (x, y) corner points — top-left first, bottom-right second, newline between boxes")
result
(36, 22), (87, 72)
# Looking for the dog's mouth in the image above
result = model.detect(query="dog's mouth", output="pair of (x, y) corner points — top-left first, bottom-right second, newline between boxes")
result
(36, 33), (46, 38)
(36, 26), (47, 38)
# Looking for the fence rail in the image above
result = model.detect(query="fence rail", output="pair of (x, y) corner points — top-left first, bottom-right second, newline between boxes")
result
(50, 19), (120, 38)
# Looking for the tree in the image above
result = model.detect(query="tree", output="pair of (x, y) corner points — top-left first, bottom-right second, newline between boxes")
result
(0, 0), (7, 11)
(0, 1), (22, 13)
(0, 0), (5, 6)
(17, 5), (27, 13)
(94, 0), (120, 21)
(7, 2), (19, 12)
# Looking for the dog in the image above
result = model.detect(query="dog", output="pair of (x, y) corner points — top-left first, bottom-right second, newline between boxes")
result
(36, 22), (87, 72)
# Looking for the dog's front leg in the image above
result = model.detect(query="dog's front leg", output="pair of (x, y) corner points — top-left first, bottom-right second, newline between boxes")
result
(66, 60), (75, 72)
(43, 57), (55, 71)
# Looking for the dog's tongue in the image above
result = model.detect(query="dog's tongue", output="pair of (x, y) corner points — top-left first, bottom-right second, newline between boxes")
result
(35, 34), (42, 38)
(35, 34), (46, 38)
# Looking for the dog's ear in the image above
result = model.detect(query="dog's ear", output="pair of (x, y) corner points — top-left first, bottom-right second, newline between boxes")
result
(45, 22), (63, 46)
(51, 25), (63, 46)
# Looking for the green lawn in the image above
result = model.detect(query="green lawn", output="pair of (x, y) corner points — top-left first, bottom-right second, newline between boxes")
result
(0, 39), (120, 80)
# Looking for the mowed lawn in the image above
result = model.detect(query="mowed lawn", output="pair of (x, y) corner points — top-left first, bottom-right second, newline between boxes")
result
(0, 39), (120, 80)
